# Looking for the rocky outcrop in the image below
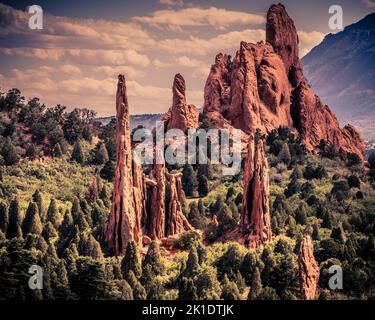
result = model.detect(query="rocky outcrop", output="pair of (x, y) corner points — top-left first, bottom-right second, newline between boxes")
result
(240, 137), (272, 248)
(105, 74), (143, 256)
(163, 73), (199, 132)
(298, 235), (319, 300)
(143, 151), (193, 240)
(202, 4), (364, 161)
(166, 172), (194, 236)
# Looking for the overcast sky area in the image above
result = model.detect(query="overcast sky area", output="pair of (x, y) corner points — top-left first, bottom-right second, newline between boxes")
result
(0, 0), (374, 116)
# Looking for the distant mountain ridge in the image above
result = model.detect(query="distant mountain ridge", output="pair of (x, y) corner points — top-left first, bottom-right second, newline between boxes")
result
(302, 12), (375, 141)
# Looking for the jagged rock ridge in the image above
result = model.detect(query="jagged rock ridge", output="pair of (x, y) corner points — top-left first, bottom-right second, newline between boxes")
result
(203, 3), (364, 160)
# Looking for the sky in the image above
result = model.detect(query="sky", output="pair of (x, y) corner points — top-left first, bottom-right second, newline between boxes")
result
(0, 0), (374, 116)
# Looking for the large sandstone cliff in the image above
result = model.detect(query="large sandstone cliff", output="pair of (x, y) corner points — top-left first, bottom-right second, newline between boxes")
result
(203, 4), (364, 160)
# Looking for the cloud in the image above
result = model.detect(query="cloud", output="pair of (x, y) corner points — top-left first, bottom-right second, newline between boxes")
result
(133, 7), (265, 31)
(157, 29), (265, 56)
(362, 0), (375, 7)
(1, 48), (150, 67)
(159, 0), (184, 7)
(298, 31), (326, 57)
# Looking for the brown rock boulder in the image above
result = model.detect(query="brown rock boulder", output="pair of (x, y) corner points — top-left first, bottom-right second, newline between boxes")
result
(298, 235), (320, 300)
(240, 137), (272, 248)
(163, 73), (199, 132)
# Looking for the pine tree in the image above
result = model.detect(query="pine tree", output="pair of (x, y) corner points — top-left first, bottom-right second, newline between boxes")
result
(100, 160), (115, 181)
(95, 142), (109, 165)
(46, 199), (59, 229)
(312, 223), (321, 241)
(99, 185), (111, 207)
(127, 271), (146, 300)
(121, 241), (142, 280)
(71, 139), (84, 164)
(0, 201), (8, 233)
(42, 221), (58, 243)
(197, 199), (205, 216)
(198, 175), (209, 196)
(248, 267), (262, 300)
(32, 190), (46, 223)
(182, 164), (198, 197)
(6, 198), (22, 239)
(53, 143), (63, 158)
(59, 209), (74, 240)
(22, 202), (42, 235)
(142, 241), (164, 276)
(178, 277), (197, 300)
(195, 266), (221, 299)
(331, 224), (346, 243)
(1, 137), (20, 165)
(220, 274), (241, 300)
(71, 197), (89, 231)
(278, 143), (291, 165)
(182, 246), (200, 278)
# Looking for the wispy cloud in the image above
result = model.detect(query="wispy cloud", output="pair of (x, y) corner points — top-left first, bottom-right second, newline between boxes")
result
(362, 0), (375, 8)
(133, 7), (265, 31)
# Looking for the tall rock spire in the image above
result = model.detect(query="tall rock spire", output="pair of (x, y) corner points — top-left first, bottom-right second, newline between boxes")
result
(298, 234), (320, 300)
(241, 137), (272, 248)
(105, 74), (142, 255)
(266, 3), (304, 86)
(163, 73), (199, 132)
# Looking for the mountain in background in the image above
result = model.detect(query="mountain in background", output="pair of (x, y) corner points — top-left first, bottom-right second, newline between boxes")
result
(302, 13), (375, 142)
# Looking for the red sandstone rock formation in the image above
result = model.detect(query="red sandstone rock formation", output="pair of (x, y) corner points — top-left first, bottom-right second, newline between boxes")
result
(163, 73), (199, 132)
(241, 137), (272, 248)
(203, 4), (364, 160)
(166, 172), (194, 236)
(105, 75), (142, 255)
(298, 234), (320, 300)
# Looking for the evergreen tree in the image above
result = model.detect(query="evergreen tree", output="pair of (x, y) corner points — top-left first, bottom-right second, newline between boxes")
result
(113, 279), (133, 300)
(0, 201), (8, 233)
(71, 197), (89, 231)
(127, 271), (146, 300)
(296, 208), (307, 225)
(331, 224), (346, 243)
(182, 164), (198, 197)
(220, 274), (241, 300)
(197, 199), (205, 216)
(189, 202), (205, 229)
(240, 251), (258, 284)
(95, 142), (109, 165)
(52, 143), (63, 158)
(99, 185), (111, 207)
(22, 202), (42, 235)
(100, 160), (115, 181)
(178, 277), (198, 300)
(25, 143), (37, 158)
(142, 241), (164, 276)
(322, 211), (334, 229)
(278, 143), (291, 165)
(59, 209), (74, 240)
(1, 137), (20, 165)
(195, 266), (221, 300)
(312, 223), (321, 241)
(181, 246), (200, 278)
(121, 241), (142, 280)
(6, 199), (22, 239)
(248, 267), (262, 300)
(71, 139), (85, 164)
(46, 199), (59, 229)
(78, 233), (104, 260)
(198, 175), (209, 196)
(42, 221), (58, 243)
(32, 190), (46, 223)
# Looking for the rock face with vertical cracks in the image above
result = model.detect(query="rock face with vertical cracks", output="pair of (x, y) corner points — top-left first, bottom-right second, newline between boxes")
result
(166, 173), (194, 236)
(240, 137), (272, 248)
(298, 235), (320, 300)
(143, 151), (193, 240)
(203, 3), (364, 161)
(105, 75), (143, 256)
(163, 73), (199, 132)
